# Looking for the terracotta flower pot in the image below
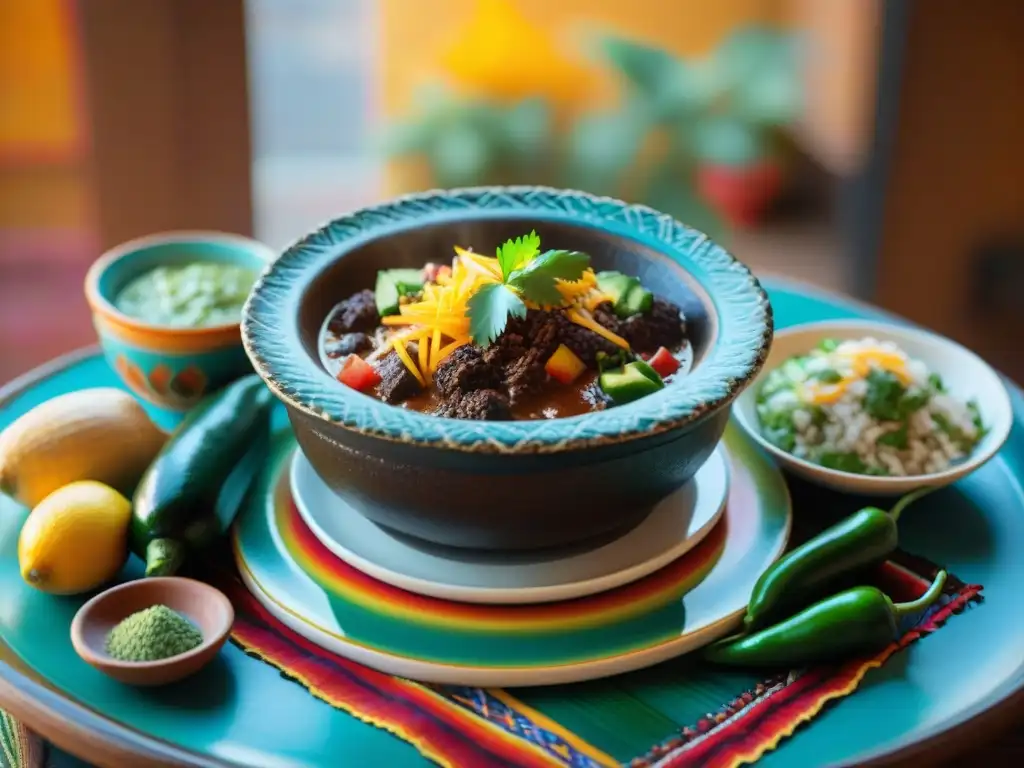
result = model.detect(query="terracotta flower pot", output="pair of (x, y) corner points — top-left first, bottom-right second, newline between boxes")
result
(696, 161), (783, 229)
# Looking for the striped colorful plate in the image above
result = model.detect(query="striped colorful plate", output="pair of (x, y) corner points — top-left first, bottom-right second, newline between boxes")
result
(289, 445), (729, 604)
(232, 424), (791, 686)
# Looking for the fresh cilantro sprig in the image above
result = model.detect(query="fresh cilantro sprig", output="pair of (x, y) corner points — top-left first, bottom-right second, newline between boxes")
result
(468, 283), (528, 348)
(496, 231), (541, 275)
(507, 249), (590, 306)
(466, 231), (590, 346)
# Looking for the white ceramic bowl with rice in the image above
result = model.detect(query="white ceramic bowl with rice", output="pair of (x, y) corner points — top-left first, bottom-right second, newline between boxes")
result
(733, 320), (1013, 495)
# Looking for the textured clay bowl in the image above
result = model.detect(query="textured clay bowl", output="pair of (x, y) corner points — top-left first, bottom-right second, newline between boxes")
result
(70, 577), (234, 687)
(242, 186), (772, 550)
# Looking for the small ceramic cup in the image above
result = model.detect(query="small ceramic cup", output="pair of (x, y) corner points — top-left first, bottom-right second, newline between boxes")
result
(85, 231), (274, 425)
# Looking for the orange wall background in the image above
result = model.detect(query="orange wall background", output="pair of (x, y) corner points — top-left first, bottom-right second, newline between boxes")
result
(0, 0), (88, 233)
(0, 0), (82, 162)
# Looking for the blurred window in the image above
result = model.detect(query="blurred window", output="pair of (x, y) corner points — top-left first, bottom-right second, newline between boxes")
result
(245, 0), (382, 250)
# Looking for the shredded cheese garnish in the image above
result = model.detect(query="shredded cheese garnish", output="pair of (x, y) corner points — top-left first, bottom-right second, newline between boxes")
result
(393, 339), (426, 387)
(417, 332), (429, 375)
(376, 249), (631, 383)
(801, 345), (913, 404)
(803, 383), (848, 405)
(566, 308), (631, 350)
(582, 289), (612, 312)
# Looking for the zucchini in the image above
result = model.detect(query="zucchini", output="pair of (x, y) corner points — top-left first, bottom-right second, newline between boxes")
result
(130, 374), (274, 577)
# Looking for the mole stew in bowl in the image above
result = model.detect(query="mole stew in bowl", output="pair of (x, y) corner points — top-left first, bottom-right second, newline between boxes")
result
(319, 231), (692, 421)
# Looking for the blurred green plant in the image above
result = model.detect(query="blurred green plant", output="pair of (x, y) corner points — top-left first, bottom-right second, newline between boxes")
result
(383, 25), (800, 237)
(595, 26), (800, 167)
(384, 85), (557, 189)
(567, 26), (800, 234)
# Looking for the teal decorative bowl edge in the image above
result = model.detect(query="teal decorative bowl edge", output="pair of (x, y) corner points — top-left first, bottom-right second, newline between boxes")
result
(241, 186), (773, 453)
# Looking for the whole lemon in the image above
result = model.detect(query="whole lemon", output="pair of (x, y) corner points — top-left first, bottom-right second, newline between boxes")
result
(19, 480), (132, 595)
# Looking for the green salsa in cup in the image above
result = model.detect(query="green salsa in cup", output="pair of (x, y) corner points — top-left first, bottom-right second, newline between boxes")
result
(115, 262), (258, 328)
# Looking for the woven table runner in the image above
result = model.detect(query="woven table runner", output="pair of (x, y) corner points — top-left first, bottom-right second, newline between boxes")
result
(0, 551), (981, 768)
(225, 549), (980, 768)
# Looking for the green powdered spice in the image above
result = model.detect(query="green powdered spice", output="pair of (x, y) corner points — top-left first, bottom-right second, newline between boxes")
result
(106, 604), (203, 662)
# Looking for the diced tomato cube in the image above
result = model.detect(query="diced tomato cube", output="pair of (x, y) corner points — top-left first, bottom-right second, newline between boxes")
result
(337, 354), (381, 392)
(649, 347), (680, 378)
(424, 263), (452, 283)
(545, 344), (587, 385)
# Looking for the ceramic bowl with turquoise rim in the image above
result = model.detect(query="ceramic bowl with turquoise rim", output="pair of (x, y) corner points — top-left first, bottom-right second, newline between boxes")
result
(85, 231), (275, 426)
(242, 187), (772, 550)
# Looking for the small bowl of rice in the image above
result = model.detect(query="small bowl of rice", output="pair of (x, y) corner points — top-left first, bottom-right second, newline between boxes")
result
(733, 320), (1013, 495)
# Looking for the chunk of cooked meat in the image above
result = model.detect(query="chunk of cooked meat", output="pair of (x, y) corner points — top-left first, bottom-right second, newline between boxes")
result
(529, 311), (563, 358)
(327, 289), (379, 334)
(374, 348), (423, 404)
(433, 345), (501, 397)
(436, 388), (512, 420)
(504, 348), (549, 402)
(478, 310), (564, 403)
(622, 298), (686, 353)
(324, 332), (372, 358)
(483, 331), (527, 368)
(557, 310), (623, 366)
(591, 303), (625, 335)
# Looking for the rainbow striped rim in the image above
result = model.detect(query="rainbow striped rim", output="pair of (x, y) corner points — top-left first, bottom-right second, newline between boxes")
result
(231, 424), (791, 685)
(275, 494), (725, 633)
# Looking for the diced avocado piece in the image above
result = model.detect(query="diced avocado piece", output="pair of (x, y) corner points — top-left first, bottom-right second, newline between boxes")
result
(375, 269), (425, 316)
(374, 271), (401, 317)
(596, 270), (629, 292)
(596, 271), (640, 307)
(618, 283), (654, 318)
(599, 363), (664, 405)
(629, 360), (664, 386)
(389, 268), (425, 295)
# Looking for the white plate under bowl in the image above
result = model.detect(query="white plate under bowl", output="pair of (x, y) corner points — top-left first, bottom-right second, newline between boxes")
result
(733, 319), (1014, 495)
(290, 446), (729, 604)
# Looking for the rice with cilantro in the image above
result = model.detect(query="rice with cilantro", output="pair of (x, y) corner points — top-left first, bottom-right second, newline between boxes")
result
(756, 337), (986, 476)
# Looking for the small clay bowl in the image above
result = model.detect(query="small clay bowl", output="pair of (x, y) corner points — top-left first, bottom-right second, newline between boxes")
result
(70, 577), (234, 687)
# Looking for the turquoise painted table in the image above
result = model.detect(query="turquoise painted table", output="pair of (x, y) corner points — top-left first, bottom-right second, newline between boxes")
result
(1, 278), (1023, 767)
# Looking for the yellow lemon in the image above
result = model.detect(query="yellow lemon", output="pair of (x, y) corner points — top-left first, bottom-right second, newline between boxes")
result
(19, 481), (132, 595)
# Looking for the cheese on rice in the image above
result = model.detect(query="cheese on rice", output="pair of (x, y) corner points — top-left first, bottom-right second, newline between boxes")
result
(755, 337), (985, 476)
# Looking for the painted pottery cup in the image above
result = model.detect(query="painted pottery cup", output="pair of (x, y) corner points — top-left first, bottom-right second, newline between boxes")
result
(242, 187), (772, 550)
(86, 231), (274, 426)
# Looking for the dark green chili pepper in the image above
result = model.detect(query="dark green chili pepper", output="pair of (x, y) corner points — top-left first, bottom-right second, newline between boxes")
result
(705, 570), (947, 668)
(743, 487), (932, 632)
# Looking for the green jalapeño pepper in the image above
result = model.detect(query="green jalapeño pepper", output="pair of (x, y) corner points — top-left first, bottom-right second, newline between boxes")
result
(743, 487), (933, 631)
(705, 571), (947, 668)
